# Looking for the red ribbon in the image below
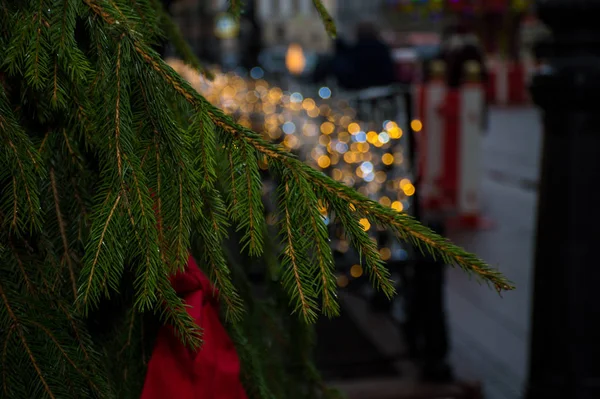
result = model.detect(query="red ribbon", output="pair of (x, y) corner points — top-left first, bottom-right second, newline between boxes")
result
(140, 256), (248, 399)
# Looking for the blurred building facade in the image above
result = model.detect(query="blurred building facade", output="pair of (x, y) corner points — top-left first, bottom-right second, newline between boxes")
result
(256, 0), (337, 52)
(170, 0), (224, 62)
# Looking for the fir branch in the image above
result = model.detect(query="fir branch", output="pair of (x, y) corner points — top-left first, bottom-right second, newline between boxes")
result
(7, 240), (34, 294)
(85, 0), (513, 295)
(50, 168), (77, 301)
(0, 87), (44, 233)
(196, 188), (244, 321)
(114, 37), (124, 177)
(228, 139), (265, 257)
(28, 0), (51, 89)
(279, 179), (319, 323)
(29, 320), (100, 395)
(0, 283), (55, 399)
(190, 106), (217, 189)
(228, 0), (244, 19)
(155, 276), (204, 349)
(152, 0), (213, 79)
(56, 302), (90, 362)
(287, 169), (339, 317)
(135, 76), (192, 272)
(311, 0), (336, 38)
(327, 193), (396, 297)
(1, 325), (15, 397)
(78, 191), (122, 309)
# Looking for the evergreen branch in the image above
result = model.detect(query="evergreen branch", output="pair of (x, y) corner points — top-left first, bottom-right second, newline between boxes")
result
(228, 0), (243, 19)
(28, 0), (51, 88)
(8, 240), (34, 294)
(177, 174), (186, 267)
(0, 283), (55, 399)
(2, 325), (15, 397)
(327, 193), (395, 296)
(279, 179), (319, 323)
(190, 106), (217, 188)
(227, 151), (239, 209)
(229, 139), (265, 257)
(50, 168), (77, 301)
(0, 87), (44, 232)
(115, 37), (124, 177)
(196, 188), (244, 321)
(117, 308), (137, 358)
(152, 0), (213, 79)
(7, 141), (36, 223)
(288, 170), (339, 317)
(58, 0), (70, 50)
(29, 320), (100, 395)
(154, 139), (165, 256)
(311, 0), (336, 38)
(83, 1), (512, 291)
(79, 191), (121, 308)
(156, 277), (204, 349)
(122, 170), (159, 311)
(121, 192), (201, 347)
(56, 302), (90, 362)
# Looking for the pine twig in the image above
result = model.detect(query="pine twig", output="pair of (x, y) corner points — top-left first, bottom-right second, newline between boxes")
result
(84, 0), (514, 293)
(311, 0), (336, 38)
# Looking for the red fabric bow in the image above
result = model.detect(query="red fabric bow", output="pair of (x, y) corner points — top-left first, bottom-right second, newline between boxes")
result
(140, 256), (248, 399)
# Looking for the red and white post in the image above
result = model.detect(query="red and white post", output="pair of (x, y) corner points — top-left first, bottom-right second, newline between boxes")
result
(442, 61), (493, 230)
(416, 61), (448, 212)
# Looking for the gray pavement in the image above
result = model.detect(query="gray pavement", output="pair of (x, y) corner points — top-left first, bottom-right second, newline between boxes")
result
(446, 106), (542, 399)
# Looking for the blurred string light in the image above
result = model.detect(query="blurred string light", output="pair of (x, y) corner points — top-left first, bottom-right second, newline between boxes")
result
(168, 59), (418, 275)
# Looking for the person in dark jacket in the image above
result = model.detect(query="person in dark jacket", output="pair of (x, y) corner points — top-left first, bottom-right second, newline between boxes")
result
(444, 24), (488, 88)
(347, 22), (396, 90)
(441, 23), (490, 131)
(314, 22), (396, 90)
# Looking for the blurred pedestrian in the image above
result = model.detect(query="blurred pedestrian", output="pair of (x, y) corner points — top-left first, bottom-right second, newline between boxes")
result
(313, 22), (396, 91)
(346, 22), (396, 90)
(442, 23), (490, 131)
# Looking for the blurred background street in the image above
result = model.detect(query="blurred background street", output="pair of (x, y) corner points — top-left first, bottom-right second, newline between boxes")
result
(162, 0), (570, 397)
(446, 107), (540, 399)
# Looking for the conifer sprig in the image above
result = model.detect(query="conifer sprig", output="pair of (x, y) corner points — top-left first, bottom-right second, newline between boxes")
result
(131, 44), (514, 292)
(228, 0), (244, 20)
(312, 0), (337, 38)
(84, 0), (513, 298)
(0, 1), (513, 396)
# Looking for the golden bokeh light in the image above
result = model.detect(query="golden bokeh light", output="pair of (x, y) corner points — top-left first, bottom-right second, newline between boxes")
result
(391, 201), (404, 212)
(350, 264), (364, 278)
(388, 127), (403, 139)
(411, 119), (423, 132)
(379, 196), (391, 207)
(320, 121), (335, 135)
(403, 183), (416, 196)
(367, 131), (379, 144)
(359, 218), (371, 231)
(379, 247), (392, 261)
(348, 122), (361, 134)
(382, 153), (394, 165)
(337, 274), (350, 288)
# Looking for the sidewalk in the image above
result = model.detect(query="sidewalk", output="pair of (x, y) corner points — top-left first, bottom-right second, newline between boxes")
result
(445, 106), (542, 399)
